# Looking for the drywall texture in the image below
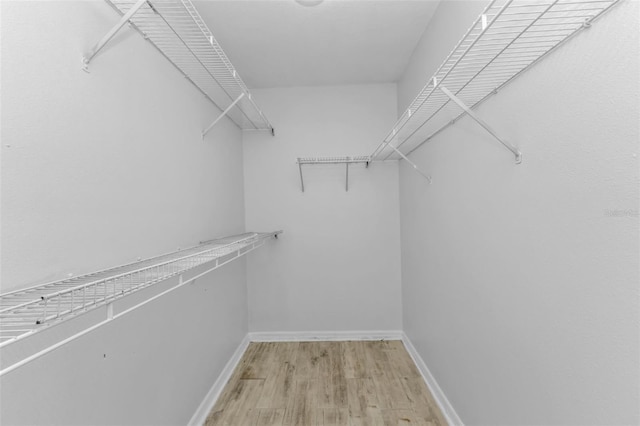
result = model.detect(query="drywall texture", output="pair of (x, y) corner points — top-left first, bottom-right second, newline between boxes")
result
(243, 84), (403, 333)
(398, 1), (640, 425)
(1, 1), (248, 424)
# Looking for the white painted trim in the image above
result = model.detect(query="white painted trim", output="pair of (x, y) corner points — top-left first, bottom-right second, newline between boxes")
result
(401, 333), (464, 426)
(248, 330), (403, 342)
(188, 334), (250, 426)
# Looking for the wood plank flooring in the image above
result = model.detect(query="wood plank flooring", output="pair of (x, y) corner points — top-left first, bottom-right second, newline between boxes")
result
(205, 341), (447, 426)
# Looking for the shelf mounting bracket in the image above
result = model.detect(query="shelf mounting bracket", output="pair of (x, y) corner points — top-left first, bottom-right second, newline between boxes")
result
(438, 84), (523, 164)
(388, 144), (432, 183)
(298, 161), (305, 193)
(345, 162), (349, 192)
(82, 0), (148, 72)
(202, 93), (245, 139)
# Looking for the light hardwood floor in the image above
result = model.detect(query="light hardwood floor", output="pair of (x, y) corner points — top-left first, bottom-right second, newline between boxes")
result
(204, 341), (448, 426)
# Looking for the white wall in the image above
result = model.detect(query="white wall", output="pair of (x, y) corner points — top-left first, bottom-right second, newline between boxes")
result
(243, 84), (403, 333)
(1, 1), (249, 423)
(398, 1), (640, 425)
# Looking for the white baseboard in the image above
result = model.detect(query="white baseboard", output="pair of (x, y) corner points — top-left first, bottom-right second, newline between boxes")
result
(188, 334), (250, 426)
(248, 330), (403, 342)
(401, 333), (464, 426)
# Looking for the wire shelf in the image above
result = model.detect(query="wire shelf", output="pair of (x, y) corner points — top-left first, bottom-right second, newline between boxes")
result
(296, 157), (371, 192)
(370, 0), (620, 162)
(100, 0), (273, 132)
(297, 156), (371, 165)
(0, 231), (280, 349)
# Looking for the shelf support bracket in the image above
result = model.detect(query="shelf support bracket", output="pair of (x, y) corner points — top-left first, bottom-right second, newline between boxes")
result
(345, 162), (349, 192)
(82, 0), (148, 72)
(388, 145), (432, 183)
(202, 93), (245, 139)
(298, 160), (305, 193)
(438, 85), (523, 164)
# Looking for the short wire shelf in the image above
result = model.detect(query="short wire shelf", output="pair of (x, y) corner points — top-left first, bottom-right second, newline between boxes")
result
(296, 157), (371, 192)
(297, 156), (371, 165)
(0, 231), (280, 350)
(90, 0), (273, 133)
(370, 0), (620, 163)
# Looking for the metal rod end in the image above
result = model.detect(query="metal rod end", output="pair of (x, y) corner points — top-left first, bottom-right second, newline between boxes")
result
(515, 151), (523, 164)
(271, 128), (275, 136)
(81, 57), (90, 73)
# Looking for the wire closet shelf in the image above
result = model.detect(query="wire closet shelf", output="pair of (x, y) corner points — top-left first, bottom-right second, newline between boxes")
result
(297, 156), (371, 165)
(296, 156), (371, 192)
(369, 0), (620, 163)
(87, 0), (273, 133)
(0, 232), (280, 351)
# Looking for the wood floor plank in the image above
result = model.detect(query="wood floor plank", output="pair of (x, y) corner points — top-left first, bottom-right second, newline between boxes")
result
(256, 355), (297, 409)
(205, 379), (265, 426)
(283, 379), (319, 426)
(233, 408), (260, 426)
(274, 342), (299, 364)
(316, 341), (333, 375)
(342, 341), (368, 379)
(371, 373), (412, 410)
(256, 408), (285, 426)
(365, 342), (412, 410)
(240, 342), (279, 379)
(383, 340), (399, 351)
(346, 377), (384, 426)
(346, 378), (378, 416)
(381, 409), (423, 425)
(318, 343), (347, 408)
(386, 343), (421, 378)
(365, 341), (395, 377)
(203, 409), (224, 426)
(366, 340), (396, 353)
(399, 377), (448, 426)
(296, 342), (322, 378)
(318, 373), (348, 409)
(348, 408), (384, 426)
(258, 342), (298, 408)
(321, 407), (349, 426)
(207, 341), (447, 426)
(223, 343), (259, 388)
(235, 342), (264, 380)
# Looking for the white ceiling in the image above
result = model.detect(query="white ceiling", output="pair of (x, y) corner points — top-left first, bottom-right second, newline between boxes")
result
(194, 0), (440, 89)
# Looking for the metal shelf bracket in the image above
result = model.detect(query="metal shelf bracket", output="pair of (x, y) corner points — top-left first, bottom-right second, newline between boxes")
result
(82, 0), (148, 72)
(388, 144), (433, 183)
(202, 93), (245, 139)
(438, 84), (522, 164)
(298, 161), (305, 192)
